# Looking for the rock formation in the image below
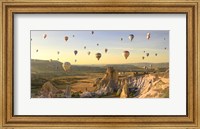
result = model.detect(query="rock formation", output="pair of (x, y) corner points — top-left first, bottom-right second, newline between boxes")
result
(65, 85), (71, 98)
(38, 81), (59, 98)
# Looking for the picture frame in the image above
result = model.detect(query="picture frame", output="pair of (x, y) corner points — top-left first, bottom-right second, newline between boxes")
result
(0, 0), (199, 128)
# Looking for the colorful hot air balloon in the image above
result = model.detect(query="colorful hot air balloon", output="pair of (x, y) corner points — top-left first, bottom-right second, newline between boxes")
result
(121, 38), (123, 41)
(144, 51), (145, 53)
(43, 34), (47, 39)
(146, 33), (150, 40)
(128, 34), (134, 41)
(95, 53), (101, 60)
(164, 47), (167, 50)
(155, 53), (158, 56)
(57, 51), (60, 55)
(62, 62), (71, 71)
(91, 31), (94, 35)
(84, 46), (86, 49)
(88, 51), (91, 55)
(64, 36), (68, 42)
(36, 49), (38, 52)
(123, 51), (130, 59)
(97, 43), (99, 46)
(73, 35), (75, 37)
(105, 48), (108, 53)
(146, 53), (149, 57)
(74, 50), (78, 55)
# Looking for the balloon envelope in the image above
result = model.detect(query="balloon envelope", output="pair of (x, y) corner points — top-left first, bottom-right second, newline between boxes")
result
(74, 50), (78, 55)
(123, 51), (130, 59)
(95, 53), (101, 60)
(64, 36), (68, 41)
(43, 34), (47, 39)
(146, 33), (150, 40)
(128, 34), (134, 41)
(62, 62), (71, 71)
(105, 48), (108, 53)
(88, 51), (91, 55)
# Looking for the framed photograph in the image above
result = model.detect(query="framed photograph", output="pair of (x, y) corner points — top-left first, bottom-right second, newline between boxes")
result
(0, 0), (199, 128)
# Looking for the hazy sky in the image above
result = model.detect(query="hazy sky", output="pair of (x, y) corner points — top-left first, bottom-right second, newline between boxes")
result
(31, 30), (169, 65)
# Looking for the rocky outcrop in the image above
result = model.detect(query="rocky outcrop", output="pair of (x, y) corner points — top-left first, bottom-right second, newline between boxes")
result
(65, 85), (71, 98)
(38, 81), (59, 98)
(120, 80), (129, 98)
(79, 68), (169, 98)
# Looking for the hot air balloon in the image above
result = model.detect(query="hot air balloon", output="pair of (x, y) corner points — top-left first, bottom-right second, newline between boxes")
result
(75, 59), (77, 62)
(121, 38), (123, 41)
(97, 43), (99, 46)
(84, 46), (86, 49)
(74, 50), (78, 55)
(57, 51), (60, 55)
(149, 64), (152, 69)
(128, 34), (134, 41)
(73, 35), (75, 37)
(36, 49), (38, 52)
(142, 56), (145, 60)
(105, 48), (108, 53)
(91, 31), (94, 35)
(155, 53), (158, 56)
(123, 51), (130, 59)
(164, 47), (167, 50)
(88, 51), (91, 55)
(62, 62), (71, 71)
(43, 34), (47, 39)
(64, 36), (68, 42)
(164, 38), (166, 40)
(146, 53), (149, 57)
(95, 53), (101, 60)
(146, 33), (150, 40)
(144, 51), (145, 53)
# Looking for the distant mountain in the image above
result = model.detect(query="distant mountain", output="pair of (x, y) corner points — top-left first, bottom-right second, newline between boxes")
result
(130, 62), (169, 68)
(31, 59), (106, 75)
(31, 59), (169, 75)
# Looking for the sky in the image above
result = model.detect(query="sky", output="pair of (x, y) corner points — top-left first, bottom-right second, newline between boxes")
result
(31, 30), (169, 65)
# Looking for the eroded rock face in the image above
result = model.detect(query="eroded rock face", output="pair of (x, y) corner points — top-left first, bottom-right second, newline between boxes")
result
(65, 85), (71, 98)
(97, 67), (118, 90)
(120, 80), (129, 98)
(39, 81), (59, 98)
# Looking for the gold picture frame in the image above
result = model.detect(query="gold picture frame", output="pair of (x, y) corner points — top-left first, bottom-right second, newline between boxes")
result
(0, 0), (199, 128)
